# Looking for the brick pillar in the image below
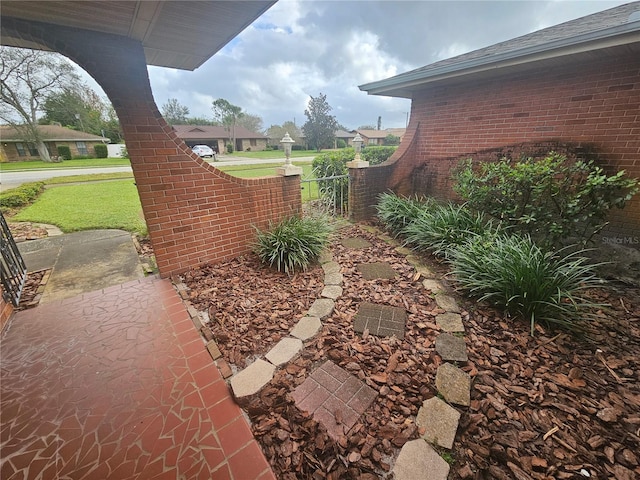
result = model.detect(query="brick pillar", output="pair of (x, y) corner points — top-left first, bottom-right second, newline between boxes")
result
(2, 17), (301, 276)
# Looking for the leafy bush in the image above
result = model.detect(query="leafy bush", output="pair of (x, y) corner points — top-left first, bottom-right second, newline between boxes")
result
(312, 149), (354, 211)
(450, 233), (601, 335)
(376, 193), (432, 237)
(226, 143), (233, 153)
(94, 144), (108, 158)
(57, 145), (71, 160)
(383, 134), (400, 146)
(362, 146), (397, 165)
(453, 152), (638, 247)
(292, 145), (304, 151)
(254, 215), (333, 274)
(0, 182), (45, 210)
(336, 139), (347, 149)
(401, 202), (493, 258)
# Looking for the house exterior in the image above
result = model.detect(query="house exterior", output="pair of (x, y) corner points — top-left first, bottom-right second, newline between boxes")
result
(357, 128), (405, 146)
(171, 125), (268, 153)
(355, 2), (640, 241)
(334, 129), (356, 148)
(0, 125), (108, 161)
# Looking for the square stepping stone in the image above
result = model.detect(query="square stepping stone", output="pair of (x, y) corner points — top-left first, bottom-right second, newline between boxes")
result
(393, 439), (450, 480)
(353, 302), (407, 339)
(292, 361), (376, 440)
(435, 313), (465, 333)
(435, 363), (471, 406)
(341, 237), (373, 249)
(357, 262), (396, 280)
(416, 396), (461, 449)
(435, 333), (468, 362)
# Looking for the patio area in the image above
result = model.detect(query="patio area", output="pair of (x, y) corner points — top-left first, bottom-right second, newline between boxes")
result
(0, 276), (274, 480)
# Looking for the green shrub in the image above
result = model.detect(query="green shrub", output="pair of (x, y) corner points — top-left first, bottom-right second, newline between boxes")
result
(94, 144), (108, 158)
(336, 139), (347, 149)
(254, 215), (333, 274)
(376, 192), (431, 237)
(453, 152), (638, 248)
(292, 145), (303, 151)
(450, 233), (601, 335)
(312, 150), (353, 211)
(383, 134), (400, 146)
(362, 146), (397, 165)
(226, 143), (233, 153)
(401, 202), (493, 258)
(0, 182), (45, 210)
(57, 145), (71, 160)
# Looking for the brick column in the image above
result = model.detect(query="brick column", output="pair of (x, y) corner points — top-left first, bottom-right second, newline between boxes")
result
(2, 17), (301, 276)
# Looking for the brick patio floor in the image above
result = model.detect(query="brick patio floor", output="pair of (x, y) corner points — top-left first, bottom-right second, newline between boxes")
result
(0, 276), (274, 480)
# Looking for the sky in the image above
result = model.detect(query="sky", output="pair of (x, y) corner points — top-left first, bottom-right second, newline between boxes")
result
(113, 1), (631, 131)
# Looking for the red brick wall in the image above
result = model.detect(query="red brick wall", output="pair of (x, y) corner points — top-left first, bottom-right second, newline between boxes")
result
(0, 295), (14, 332)
(4, 18), (301, 277)
(352, 49), (639, 239)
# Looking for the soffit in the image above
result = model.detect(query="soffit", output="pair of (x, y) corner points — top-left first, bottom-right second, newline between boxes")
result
(0, 1), (275, 70)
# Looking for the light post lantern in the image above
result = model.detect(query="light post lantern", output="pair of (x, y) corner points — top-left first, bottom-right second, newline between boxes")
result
(346, 132), (369, 169)
(276, 132), (302, 176)
(280, 132), (295, 166)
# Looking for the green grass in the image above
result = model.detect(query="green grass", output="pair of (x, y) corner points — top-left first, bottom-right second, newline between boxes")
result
(12, 179), (147, 235)
(44, 172), (134, 184)
(0, 157), (131, 171)
(225, 149), (318, 159)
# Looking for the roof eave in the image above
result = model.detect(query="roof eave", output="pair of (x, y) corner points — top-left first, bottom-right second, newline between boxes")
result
(360, 20), (640, 98)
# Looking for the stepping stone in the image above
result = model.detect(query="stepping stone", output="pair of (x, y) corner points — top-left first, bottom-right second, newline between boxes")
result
(422, 278), (443, 294)
(436, 312), (465, 333)
(396, 246), (413, 256)
(318, 250), (333, 264)
(414, 265), (436, 279)
(341, 237), (372, 249)
(416, 396), (461, 449)
(393, 439), (450, 480)
(435, 294), (461, 313)
(435, 363), (471, 406)
(307, 298), (335, 320)
(357, 262), (396, 280)
(230, 359), (275, 400)
(290, 316), (322, 341)
(324, 272), (343, 286)
(292, 361), (376, 440)
(435, 333), (468, 362)
(321, 285), (343, 300)
(265, 337), (303, 366)
(322, 261), (341, 275)
(353, 302), (407, 339)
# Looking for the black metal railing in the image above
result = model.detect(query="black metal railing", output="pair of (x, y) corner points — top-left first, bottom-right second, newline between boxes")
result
(0, 212), (27, 307)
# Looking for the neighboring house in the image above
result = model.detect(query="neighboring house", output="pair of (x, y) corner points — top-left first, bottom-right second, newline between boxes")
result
(356, 2), (640, 240)
(334, 129), (356, 148)
(357, 128), (406, 146)
(171, 125), (268, 153)
(0, 125), (108, 162)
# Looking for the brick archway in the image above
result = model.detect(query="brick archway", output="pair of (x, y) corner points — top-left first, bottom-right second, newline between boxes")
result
(2, 17), (301, 277)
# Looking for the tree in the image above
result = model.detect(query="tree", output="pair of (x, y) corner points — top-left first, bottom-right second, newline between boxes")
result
(266, 121), (302, 147)
(302, 93), (337, 152)
(41, 86), (110, 135)
(161, 98), (190, 125)
(212, 98), (243, 152)
(0, 47), (81, 161)
(237, 113), (263, 134)
(358, 124), (376, 130)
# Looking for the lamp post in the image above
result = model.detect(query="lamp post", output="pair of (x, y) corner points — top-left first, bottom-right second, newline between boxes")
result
(276, 132), (302, 176)
(346, 132), (369, 169)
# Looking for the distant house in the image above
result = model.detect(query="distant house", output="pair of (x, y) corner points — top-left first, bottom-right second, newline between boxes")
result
(0, 125), (108, 162)
(356, 2), (640, 239)
(357, 128), (406, 146)
(171, 125), (268, 153)
(334, 129), (356, 148)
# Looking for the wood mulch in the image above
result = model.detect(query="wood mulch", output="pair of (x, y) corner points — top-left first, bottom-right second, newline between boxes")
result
(9, 220), (640, 478)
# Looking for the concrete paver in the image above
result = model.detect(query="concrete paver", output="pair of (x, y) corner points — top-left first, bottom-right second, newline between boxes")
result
(436, 363), (471, 406)
(435, 332), (469, 362)
(416, 397), (461, 449)
(290, 316), (322, 341)
(353, 302), (407, 339)
(265, 337), (303, 366)
(357, 261), (397, 280)
(393, 439), (451, 480)
(230, 359), (276, 399)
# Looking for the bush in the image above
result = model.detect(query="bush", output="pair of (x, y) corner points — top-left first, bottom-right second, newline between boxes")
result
(336, 139), (347, 149)
(312, 150), (354, 211)
(376, 193), (432, 237)
(362, 146), (397, 165)
(450, 233), (601, 335)
(226, 143), (233, 154)
(0, 182), (45, 210)
(57, 145), (71, 160)
(383, 134), (400, 146)
(254, 215), (333, 274)
(453, 152), (638, 248)
(401, 202), (493, 258)
(94, 144), (108, 158)
(292, 145), (304, 151)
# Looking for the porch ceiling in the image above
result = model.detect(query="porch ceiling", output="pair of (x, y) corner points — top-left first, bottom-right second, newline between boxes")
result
(0, 0), (276, 70)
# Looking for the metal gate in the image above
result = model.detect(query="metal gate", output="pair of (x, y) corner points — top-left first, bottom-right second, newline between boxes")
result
(0, 212), (27, 307)
(300, 174), (349, 216)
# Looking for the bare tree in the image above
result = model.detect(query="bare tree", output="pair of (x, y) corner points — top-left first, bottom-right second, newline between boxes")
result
(0, 47), (80, 161)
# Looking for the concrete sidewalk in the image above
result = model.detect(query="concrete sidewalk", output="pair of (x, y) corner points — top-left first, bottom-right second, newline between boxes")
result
(17, 229), (145, 303)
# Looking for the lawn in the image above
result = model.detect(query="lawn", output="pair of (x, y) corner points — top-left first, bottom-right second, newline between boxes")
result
(224, 149), (319, 159)
(11, 179), (147, 235)
(0, 158), (131, 171)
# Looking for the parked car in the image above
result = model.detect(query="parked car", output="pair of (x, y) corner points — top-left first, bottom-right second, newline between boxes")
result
(191, 145), (215, 159)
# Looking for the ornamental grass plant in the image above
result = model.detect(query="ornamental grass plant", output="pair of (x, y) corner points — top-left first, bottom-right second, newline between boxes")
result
(375, 193), (431, 237)
(254, 215), (333, 274)
(450, 233), (602, 335)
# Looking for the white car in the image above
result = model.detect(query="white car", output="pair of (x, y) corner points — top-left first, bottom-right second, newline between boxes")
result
(191, 145), (215, 158)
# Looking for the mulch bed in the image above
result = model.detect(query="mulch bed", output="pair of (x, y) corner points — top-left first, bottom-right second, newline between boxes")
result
(182, 222), (640, 479)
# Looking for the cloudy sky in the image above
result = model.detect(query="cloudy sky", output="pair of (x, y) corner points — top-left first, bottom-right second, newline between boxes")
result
(144, 0), (629, 131)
